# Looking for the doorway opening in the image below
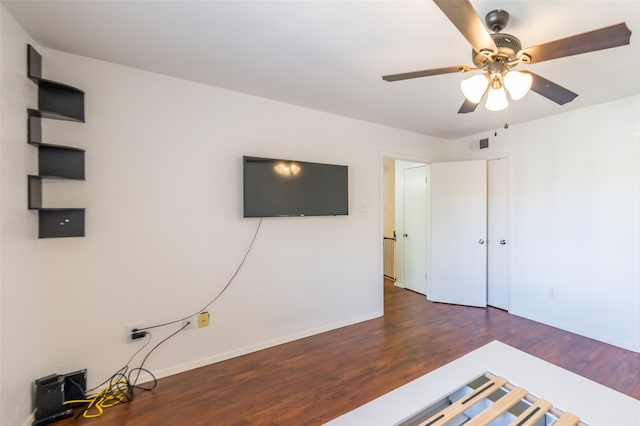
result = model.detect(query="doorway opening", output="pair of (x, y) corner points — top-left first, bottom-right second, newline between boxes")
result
(382, 156), (510, 310)
(382, 157), (429, 296)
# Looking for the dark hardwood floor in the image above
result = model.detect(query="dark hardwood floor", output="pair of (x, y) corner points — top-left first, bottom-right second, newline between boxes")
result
(58, 280), (639, 425)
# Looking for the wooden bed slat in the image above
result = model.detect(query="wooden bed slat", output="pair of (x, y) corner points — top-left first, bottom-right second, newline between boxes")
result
(465, 386), (529, 425)
(417, 376), (508, 426)
(554, 412), (580, 426)
(508, 398), (553, 426)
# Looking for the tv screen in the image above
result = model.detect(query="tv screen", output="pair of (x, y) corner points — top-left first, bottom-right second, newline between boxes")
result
(243, 156), (348, 217)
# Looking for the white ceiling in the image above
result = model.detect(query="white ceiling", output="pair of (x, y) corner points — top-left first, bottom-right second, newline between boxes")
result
(3, 0), (639, 140)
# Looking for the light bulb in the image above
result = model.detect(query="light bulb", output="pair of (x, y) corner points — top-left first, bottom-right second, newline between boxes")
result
(485, 87), (509, 111)
(504, 71), (532, 100)
(460, 74), (489, 104)
(275, 162), (301, 176)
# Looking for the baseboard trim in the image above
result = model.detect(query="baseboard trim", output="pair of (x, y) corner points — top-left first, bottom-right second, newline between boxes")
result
(21, 410), (35, 426)
(509, 308), (640, 353)
(132, 311), (383, 385)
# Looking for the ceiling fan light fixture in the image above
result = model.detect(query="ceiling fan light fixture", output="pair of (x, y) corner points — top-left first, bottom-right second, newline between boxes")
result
(503, 71), (533, 100)
(485, 86), (509, 111)
(460, 74), (489, 104)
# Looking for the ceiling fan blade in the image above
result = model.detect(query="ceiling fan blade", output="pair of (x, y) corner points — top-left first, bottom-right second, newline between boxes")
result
(523, 23), (631, 64)
(433, 0), (497, 55)
(458, 98), (479, 114)
(382, 65), (473, 82)
(524, 71), (578, 105)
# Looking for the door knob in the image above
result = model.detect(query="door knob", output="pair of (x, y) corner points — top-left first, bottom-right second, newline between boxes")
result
(500, 239), (507, 245)
(478, 239), (485, 244)
(403, 233), (408, 238)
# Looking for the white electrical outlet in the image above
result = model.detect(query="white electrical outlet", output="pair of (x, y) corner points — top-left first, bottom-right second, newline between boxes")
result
(125, 324), (146, 343)
(126, 316), (198, 343)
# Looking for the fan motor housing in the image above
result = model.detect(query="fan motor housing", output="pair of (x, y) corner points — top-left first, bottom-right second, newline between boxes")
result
(472, 33), (523, 66)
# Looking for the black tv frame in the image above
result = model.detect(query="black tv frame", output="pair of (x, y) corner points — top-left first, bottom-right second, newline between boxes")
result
(242, 156), (349, 218)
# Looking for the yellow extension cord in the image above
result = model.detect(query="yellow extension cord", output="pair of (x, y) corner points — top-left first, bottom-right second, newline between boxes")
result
(64, 379), (131, 418)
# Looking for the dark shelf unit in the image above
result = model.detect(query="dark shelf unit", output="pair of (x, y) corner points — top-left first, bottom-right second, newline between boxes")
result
(27, 45), (86, 238)
(39, 208), (85, 239)
(27, 178), (84, 238)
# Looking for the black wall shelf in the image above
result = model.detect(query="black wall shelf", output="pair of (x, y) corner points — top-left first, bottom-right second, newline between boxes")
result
(38, 145), (85, 180)
(27, 44), (86, 238)
(27, 45), (85, 122)
(28, 175), (43, 210)
(38, 209), (85, 239)
(34, 81), (85, 122)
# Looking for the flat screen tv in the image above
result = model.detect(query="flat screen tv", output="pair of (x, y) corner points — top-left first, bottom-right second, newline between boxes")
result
(243, 156), (348, 217)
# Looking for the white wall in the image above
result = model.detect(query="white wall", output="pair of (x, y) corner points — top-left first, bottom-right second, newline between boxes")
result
(0, 6), (450, 424)
(449, 95), (640, 352)
(0, 6), (41, 426)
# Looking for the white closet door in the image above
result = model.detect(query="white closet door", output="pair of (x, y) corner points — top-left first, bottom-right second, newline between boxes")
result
(429, 160), (487, 307)
(488, 158), (509, 310)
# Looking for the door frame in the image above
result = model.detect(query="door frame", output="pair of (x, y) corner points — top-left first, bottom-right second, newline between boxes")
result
(380, 153), (431, 294)
(379, 152), (512, 312)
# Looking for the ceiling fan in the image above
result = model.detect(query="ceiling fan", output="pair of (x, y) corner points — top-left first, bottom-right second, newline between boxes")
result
(382, 0), (632, 113)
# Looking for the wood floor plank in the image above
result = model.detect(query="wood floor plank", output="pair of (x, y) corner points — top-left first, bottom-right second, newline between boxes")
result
(57, 280), (640, 425)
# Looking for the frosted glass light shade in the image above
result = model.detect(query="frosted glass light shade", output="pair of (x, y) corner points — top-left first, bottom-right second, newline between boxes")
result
(504, 71), (533, 100)
(460, 74), (489, 104)
(485, 87), (509, 111)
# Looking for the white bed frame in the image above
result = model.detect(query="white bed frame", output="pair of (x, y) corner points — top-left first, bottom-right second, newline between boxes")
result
(325, 340), (640, 425)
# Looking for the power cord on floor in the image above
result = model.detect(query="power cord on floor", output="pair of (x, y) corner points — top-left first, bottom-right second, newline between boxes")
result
(64, 333), (152, 418)
(66, 321), (190, 419)
(73, 218), (263, 418)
